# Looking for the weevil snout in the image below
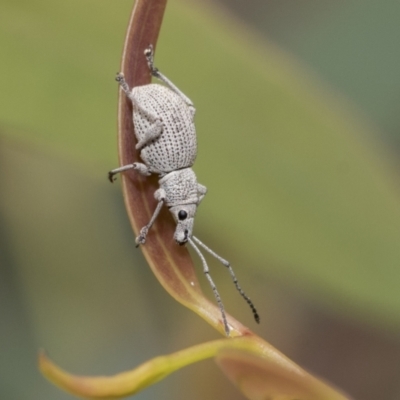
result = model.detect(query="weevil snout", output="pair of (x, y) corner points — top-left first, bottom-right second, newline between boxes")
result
(170, 204), (196, 245)
(174, 225), (192, 245)
(176, 229), (189, 246)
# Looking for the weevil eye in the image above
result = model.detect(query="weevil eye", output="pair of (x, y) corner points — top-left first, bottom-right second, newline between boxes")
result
(178, 210), (187, 220)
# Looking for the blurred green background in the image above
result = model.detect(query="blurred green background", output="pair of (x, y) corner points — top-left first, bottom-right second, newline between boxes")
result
(1, 1), (400, 399)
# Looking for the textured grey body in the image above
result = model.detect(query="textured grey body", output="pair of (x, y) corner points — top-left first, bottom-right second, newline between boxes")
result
(159, 168), (201, 207)
(123, 79), (206, 244)
(109, 69), (204, 227)
(132, 84), (197, 174)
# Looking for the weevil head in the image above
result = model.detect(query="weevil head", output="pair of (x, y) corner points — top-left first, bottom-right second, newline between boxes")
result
(170, 204), (197, 245)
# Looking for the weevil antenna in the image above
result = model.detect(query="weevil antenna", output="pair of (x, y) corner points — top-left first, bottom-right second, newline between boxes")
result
(192, 236), (260, 324)
(187, 238), (230, 336)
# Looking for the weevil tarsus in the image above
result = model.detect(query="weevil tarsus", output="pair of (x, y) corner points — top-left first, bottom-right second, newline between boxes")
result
(144, 45), (195, 109)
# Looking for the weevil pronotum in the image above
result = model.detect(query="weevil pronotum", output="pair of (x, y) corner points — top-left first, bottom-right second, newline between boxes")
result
(109, 45), (259, 335)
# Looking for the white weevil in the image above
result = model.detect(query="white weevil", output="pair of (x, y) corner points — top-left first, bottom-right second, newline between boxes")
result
(109, 45), (259, 335)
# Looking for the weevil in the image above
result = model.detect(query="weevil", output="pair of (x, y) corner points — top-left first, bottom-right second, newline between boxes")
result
(109, 45), (259, 335)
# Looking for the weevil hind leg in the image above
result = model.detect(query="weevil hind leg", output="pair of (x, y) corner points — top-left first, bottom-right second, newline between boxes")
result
(116, 72), (131, 95)
(144, 45), (195, 113)
(116, 70), (166, 130)
(192, 236), (260, 324)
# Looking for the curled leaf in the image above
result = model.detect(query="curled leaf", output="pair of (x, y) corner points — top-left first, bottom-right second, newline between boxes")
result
(39, 337), (350, 400)
(216, 347), (349, 400)
(116, 0), (250, 336)
(38, 340), (231, 399)
(215, 346), (352, 400)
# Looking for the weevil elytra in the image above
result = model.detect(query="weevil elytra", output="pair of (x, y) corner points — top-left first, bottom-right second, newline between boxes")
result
(109, 45), (259, 335)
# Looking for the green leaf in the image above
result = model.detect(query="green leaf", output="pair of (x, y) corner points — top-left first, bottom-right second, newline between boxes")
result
(2, 0), (400, 328)
(39, 337), (350, 400)
(216, 347), (350, 400)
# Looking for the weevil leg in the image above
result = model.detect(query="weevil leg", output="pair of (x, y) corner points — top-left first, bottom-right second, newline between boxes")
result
(136, 188), (166, 246)
(108, 162), (151, 182)
(144, 45), (195, 113)
(116, 71), (162, 117)
(116, 72), (162, 120)
(116, 72), (131, 95)
(135, 119), (163, 150)
(135, 200), (163, 246)
(197, 183), (207, 204)
(116, 71), (164, 149)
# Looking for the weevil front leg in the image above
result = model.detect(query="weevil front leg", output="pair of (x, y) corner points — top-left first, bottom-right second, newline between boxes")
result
(116, 72), (163, 150)
(135, 188), (166, 246)
(144, 45), (195, 114)
(197, 183), (207, 205)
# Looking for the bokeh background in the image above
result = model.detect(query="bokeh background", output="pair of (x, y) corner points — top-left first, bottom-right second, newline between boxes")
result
(2, 1), (400, 399)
